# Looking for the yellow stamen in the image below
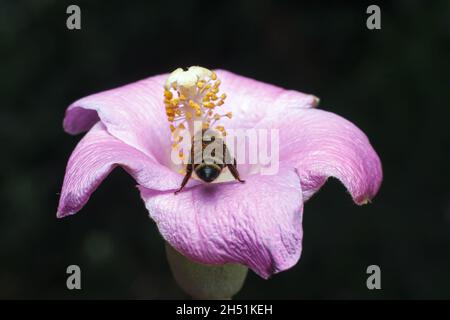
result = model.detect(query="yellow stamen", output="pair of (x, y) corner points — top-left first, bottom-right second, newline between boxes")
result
(164, 90), (173, 99)
(163, 66), (231, 153)
(204, 102), (215, 109)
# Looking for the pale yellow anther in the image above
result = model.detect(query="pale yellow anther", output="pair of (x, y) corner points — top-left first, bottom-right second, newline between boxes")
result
(217, 100), (224, 106)
(226, 112), (233, 118)
(214, 114), (221, 120)
(201, 84), (211, 93)
(211, 72), (217, 80)
(202, 122), (210, 130)
(216, 125), (225, 132)
(164, 90), (173, 99)
(220, 93), (227, 100)
(195, 110), (202, 117)
(186, 112), (192, 120)
(170, 124), (176, 132)
(197, 81), (205, 89)
(179, 94), (186, 101)
(171, 98), (180, 107)
(178, 169), (186, 175)
(178, 123), (185, 130)
(204, 102), (215, 109)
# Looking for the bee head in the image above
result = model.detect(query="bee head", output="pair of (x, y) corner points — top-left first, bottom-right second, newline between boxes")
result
(195, 163), (222, 183)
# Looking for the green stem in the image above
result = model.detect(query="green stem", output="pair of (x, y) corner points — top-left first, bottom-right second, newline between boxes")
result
(165, 243), (248, 300)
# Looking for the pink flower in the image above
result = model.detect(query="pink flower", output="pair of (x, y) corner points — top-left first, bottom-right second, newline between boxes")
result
(57, 68), (382, 279)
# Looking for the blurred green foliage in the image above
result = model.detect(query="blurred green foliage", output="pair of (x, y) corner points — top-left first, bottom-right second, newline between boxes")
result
(1, 0), (449, 299)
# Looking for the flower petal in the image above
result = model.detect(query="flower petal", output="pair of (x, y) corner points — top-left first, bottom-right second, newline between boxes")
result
(63, 74), (170, 163)
(139, 168), (303, 279)
(259, 108), (382, 204)
(57, 123), (190, 218)
(63, 70), (318, 163)
(215, 70), (319, 129)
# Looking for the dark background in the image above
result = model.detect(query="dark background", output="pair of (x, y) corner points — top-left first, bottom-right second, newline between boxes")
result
(1, 0), (449, 299)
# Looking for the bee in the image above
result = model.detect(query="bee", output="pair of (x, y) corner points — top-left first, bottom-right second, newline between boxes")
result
(175, 129), (245, 194)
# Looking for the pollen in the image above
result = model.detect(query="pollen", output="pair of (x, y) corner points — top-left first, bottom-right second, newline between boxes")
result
(163, 66), (231, 147)
(164, 90), (173, 99)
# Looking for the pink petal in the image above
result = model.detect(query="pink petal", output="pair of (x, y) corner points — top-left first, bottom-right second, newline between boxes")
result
(57, 123), (188, 218)
(139, 167), (303, 279)
(63, 74), (170, 164)
(259, 108), (382, 204)
(215, 70), (319, 129)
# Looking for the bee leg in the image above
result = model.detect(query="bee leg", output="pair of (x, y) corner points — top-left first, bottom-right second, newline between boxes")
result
(227, 159), (245, 183)
(175, 163), (193, 195)
(223, 144), (245, 183)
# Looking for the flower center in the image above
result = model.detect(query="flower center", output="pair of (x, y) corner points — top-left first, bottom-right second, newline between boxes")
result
(163, 66), (232, 165)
